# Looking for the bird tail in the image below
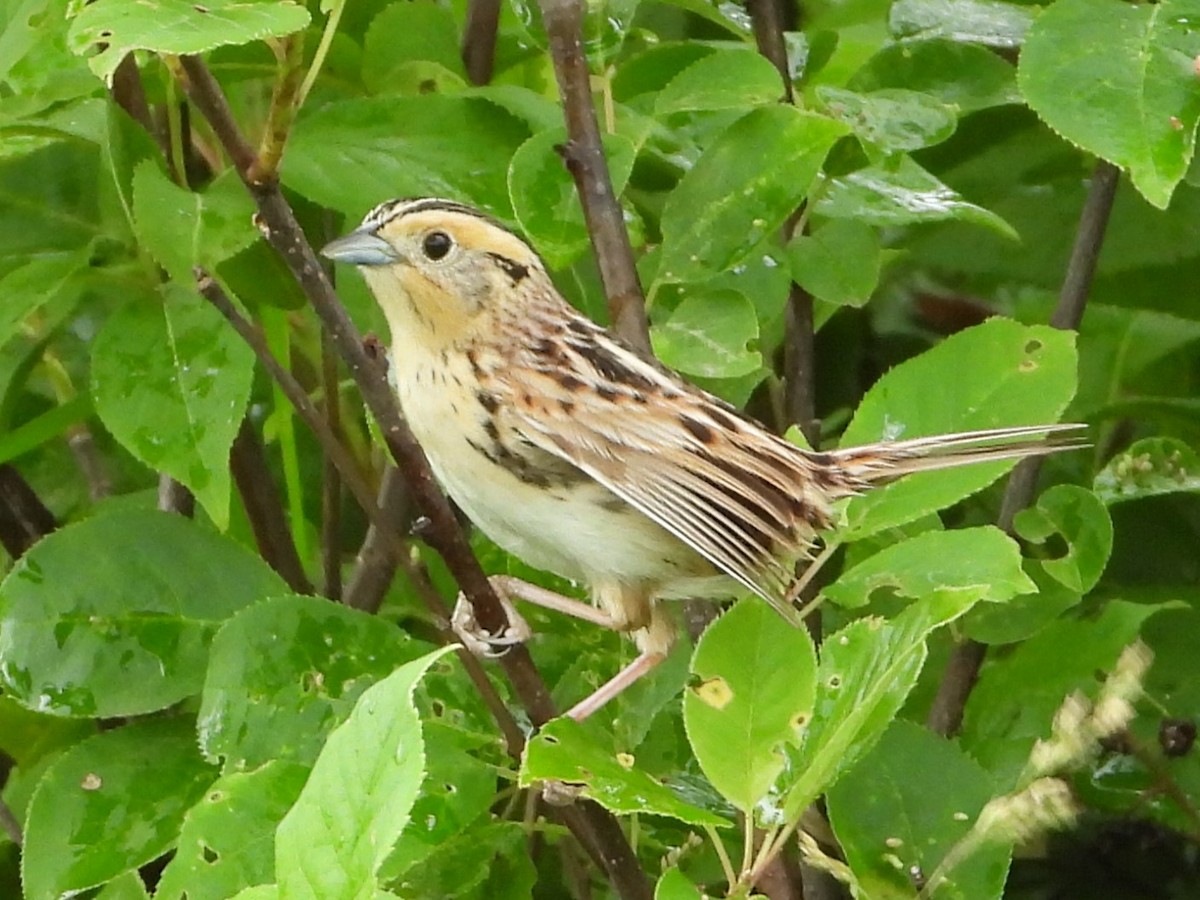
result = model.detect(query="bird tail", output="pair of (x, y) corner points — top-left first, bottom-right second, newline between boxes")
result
(828, 423), (1087, 486)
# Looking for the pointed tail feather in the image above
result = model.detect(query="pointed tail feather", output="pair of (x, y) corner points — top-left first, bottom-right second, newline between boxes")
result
(829, 423), (1087, 484)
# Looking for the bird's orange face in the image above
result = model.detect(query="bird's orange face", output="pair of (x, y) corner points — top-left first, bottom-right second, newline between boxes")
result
(323, 200), (545, 353)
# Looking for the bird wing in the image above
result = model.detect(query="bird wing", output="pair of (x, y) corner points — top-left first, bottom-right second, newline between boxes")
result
(496, 322), (827, 622)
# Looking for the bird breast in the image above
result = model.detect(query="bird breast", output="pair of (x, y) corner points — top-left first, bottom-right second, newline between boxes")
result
(391, 345), (717, 593)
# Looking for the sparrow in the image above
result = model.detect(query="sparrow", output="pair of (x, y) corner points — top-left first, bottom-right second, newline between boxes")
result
(322, 197), (1080, 718)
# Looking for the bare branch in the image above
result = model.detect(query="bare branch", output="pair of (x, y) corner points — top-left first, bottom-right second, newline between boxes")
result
(0, 464), (56, 558)
(344, 465), (408, 614)
(321, 331), (344, 601)
(157, 476), (195, 517)
(462, 0), (502, 85)
(536, 0), (650, 354)
(231, 418), (314, 594)
(928, 159), (1120, 737)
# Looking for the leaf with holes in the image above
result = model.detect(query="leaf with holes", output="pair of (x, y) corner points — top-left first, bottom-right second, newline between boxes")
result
(520, 717), (729, 826)
(683, 598), (817, 814)
(782, 591), (979, 820)
(68, 0), (309, 85)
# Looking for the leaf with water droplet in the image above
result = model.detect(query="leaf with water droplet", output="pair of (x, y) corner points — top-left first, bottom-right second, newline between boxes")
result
(91, 281), (254, 528)
(0, 510), (287, 718)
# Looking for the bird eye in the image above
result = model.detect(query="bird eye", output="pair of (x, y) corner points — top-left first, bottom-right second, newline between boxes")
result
(422, 231), (453, 260)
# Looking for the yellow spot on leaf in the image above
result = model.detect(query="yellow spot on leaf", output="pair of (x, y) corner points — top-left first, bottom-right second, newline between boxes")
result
(693, 676), (733, 709)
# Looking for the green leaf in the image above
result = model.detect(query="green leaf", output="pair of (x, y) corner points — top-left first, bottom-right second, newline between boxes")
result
(817, 86), (957, 153)
(156, 761), (309, 900)
(656, 867), (703, 900)
(362, 1), (465, 92)
(849, 39), (1020, 113)
(1013, 485), (1113, 593)
(0, 249), (89, 350)
(131, 163), (258, 283)
(654, 49), (785, 114)
(823, 527), (1035, 609)
(199, 595), (430, 769)
(787, 219), (880, 307)
(683, 598), (818, 814)
(839, 319), (1078, 541)
(1094, 437), (1200, 505)
(1018, 0), (1200, 209)
(508, 126), (636, 268)
(657, 107), (847, 284)
(783, 591), (978, 820)
(890, 0), (1035, 48)
(962, 600), (1169, 784)
(284, 96), (529, 219)
(0, 509), (288, 717)
(96, 872), (151, 900)
(67, 0), (310, 85)
(651, 288), (762, 379)
(520, 717), (729, 826)
(381, 723), (501, 879)
(90, 281), (255, 527)
(827, 721), (1009, 900)
(386, 820), (534, 900)
(0, 393), (91, 466)
(21, 717), (215, 900)
(817, 156), (1016, 237)
(274, 646), (457, 900)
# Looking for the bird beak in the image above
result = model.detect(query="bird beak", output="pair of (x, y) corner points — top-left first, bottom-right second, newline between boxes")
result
(320, 230), (401, 266)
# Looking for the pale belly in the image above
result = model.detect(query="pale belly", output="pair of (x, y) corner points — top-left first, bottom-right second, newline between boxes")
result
(395, 357), (721, 595)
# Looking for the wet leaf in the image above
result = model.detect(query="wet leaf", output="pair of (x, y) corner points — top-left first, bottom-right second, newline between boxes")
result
(22, 717), (215, 900)
(0, 510), (287, 717)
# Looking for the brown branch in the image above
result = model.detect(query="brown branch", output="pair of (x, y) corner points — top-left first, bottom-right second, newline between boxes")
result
(536, 0), (650, 354)
(66, 425), (112, 501)
(344, 465), (409, 614)
(928, 159), (1120, 738)
(0, 795), (21, 847)
(157, 476), (195, 517)
(231, 418), (314, 594)
(320, 331), (344, 601)
(0, 464), (56, 558)
(461, 0), (502, 85)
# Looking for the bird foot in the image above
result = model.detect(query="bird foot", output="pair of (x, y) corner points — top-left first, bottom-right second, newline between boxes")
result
(450, 589), (532, 658)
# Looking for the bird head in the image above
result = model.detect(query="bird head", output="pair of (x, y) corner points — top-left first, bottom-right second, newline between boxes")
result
(321, 198), (545, 350)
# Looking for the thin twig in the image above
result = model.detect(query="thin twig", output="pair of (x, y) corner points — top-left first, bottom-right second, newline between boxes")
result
(157, 476), (195, 517)
(927, 159), (1120, 738)
(321, 331), (344, 601)
(0, 796), (21, 846)
(344, 465), (408, 614)
(536, 0), (650, 354)
(461, 0), (502, 85)
(231, 418), (314, 594)
(254, 34), (305, 181)
(0, 464), (56, 558)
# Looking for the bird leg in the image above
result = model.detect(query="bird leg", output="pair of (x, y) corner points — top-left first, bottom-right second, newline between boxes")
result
(450, 575), (616, 657)
(563, 650), (667, 721)
(451, 575), (671, 720)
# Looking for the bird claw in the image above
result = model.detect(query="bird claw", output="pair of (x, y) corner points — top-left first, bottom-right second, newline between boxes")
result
(451, 591), (532, 658)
